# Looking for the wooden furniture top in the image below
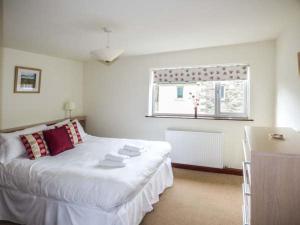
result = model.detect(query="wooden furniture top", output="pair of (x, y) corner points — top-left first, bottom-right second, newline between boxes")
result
(245, 126), (300, 156)
(0, 116), (86, 133)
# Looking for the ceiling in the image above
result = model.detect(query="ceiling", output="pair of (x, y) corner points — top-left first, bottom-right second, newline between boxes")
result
(3, 0), (300, 60)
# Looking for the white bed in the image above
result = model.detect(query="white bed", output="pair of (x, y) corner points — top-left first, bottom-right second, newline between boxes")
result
(0, 135), (173, 225)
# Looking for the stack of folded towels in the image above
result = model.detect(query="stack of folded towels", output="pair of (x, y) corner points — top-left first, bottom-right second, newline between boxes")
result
(98, 152), (129, 168)
(99, 144), (145, 168)
(118, 144), (145, 156)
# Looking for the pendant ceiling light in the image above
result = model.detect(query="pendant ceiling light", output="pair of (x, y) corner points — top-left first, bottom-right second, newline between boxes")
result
(90, 27), (124, 64)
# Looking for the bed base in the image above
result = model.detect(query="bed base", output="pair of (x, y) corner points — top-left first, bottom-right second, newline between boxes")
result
(0, 158), (173, 225)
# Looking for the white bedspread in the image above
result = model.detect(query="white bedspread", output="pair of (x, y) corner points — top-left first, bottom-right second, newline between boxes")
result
(0, 135), (171, 211)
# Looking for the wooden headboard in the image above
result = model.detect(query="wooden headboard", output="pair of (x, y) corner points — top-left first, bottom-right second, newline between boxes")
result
(0, 116), (86, 133)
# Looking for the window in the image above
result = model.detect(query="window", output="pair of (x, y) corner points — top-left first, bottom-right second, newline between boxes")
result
(149, 65), (249, 119)
(176, 86), (184, 98)
(219, 80), (247, 115)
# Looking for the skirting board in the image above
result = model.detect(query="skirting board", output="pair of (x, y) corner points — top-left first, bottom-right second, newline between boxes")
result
(172, 163), (242, 176)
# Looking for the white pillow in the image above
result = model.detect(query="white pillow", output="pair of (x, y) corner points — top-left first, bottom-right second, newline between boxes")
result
(0, 124), (47, 142)
(0, 124), (47, 163)
(47, 119), (70, 130)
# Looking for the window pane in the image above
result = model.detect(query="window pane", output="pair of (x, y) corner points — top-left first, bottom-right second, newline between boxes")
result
(219, 80), (246, 114)
(155, 84), (197, 114)
(154, 82), (215, 115)
(197, 81), (215, 115)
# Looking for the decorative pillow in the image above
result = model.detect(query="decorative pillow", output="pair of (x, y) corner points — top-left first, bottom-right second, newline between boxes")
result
(64, 121), (83, 145)
(0, 124), (47, 163)
(72, 119), (87, 139)
(43, 126), (74, 156)
(20, 132), (49, 160)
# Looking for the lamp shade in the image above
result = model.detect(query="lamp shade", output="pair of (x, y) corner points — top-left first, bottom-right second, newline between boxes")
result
(91, 48), (124, 63)
(64, 101), (76, 111)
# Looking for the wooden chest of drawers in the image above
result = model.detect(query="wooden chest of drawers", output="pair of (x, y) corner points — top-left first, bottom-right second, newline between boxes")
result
(242, 126), (300, 225)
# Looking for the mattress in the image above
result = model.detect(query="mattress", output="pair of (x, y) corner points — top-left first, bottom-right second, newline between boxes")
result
(0, 135), (173, 225)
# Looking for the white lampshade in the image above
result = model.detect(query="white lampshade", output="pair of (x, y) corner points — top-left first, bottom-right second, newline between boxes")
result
(91, 48), (124, 63)
(64, 101), (76, 111)
(91, 27), (124, 63)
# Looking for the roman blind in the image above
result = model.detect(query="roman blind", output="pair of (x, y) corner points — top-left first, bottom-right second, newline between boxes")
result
(153, 64), (249, 84)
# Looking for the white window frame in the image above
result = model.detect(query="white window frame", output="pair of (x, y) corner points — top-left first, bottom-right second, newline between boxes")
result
(148, 74), (250, 119)
(215, 81), (249, 118)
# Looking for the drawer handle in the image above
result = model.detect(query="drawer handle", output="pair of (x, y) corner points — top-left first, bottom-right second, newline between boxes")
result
(242, 161), (251, 183)
(243, 184), (251, 196)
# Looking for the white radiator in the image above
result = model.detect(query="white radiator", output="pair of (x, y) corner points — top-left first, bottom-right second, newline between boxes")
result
(165, 129), (224, 168)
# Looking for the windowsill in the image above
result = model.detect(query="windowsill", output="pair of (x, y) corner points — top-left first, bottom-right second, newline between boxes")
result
(145, 115), (254, 121)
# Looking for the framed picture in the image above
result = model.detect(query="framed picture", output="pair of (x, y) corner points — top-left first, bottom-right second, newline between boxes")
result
(14, 66), (42, 93)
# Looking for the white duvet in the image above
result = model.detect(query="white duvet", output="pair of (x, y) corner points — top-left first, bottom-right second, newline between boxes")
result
(0, 135), (171, 211)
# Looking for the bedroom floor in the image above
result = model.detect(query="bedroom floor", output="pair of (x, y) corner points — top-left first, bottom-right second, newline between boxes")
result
(141, 168), (243, 225)
(0, 168), (242, 225)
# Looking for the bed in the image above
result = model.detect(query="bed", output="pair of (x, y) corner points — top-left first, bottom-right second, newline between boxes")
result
(0, 119), (173, 225)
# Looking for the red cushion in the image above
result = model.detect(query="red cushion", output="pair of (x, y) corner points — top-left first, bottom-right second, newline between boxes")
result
(43, 126), (74, 156)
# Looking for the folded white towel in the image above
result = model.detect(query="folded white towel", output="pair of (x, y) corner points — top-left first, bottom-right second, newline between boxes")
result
(123, 144), (144, 152)
(105, 153), (129, 162)
(98, 159), (126, 168)
(119, 148), (141, 157)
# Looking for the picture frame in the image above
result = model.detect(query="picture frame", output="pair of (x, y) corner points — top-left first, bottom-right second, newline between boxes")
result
(14, 66), (42, 93)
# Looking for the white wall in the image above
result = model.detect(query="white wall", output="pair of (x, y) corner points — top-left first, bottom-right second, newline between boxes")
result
(275, 20), (300, 130)
(83, 41), (276, 169)
(0, 48), (84, 129)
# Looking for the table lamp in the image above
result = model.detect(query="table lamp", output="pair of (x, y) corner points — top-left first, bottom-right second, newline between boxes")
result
(64, 101), (75, 119)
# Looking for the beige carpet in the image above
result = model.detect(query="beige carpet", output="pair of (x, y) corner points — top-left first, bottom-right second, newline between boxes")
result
(0, 168), (242, 225)
(141, 168), (243, 225)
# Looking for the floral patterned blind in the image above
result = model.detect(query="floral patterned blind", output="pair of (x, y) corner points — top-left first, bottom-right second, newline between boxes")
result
(152, 64), (249, 84)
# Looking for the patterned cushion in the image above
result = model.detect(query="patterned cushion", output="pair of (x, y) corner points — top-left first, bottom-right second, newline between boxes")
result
(64, 121), (83, 145)
(20, 132), (49, 160)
